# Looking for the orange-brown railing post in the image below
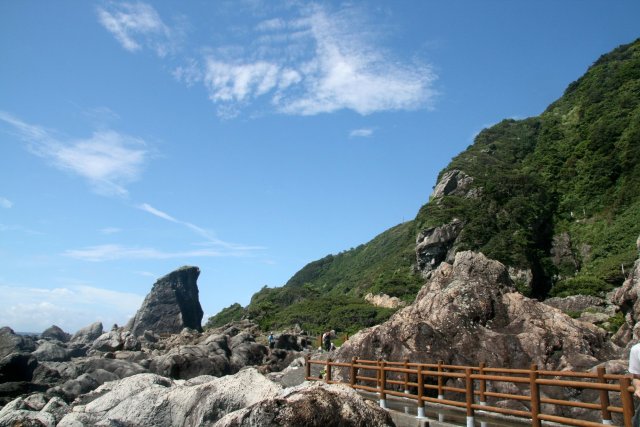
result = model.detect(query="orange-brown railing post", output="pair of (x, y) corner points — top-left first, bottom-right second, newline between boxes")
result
(326, 358), (332, 383)
(377, 358), (382, 389)
(620, 376), (634, 427)
(417, 364), (426, 418)
(596, 366), (612, 424)
(404, 357), (410, 394)
(465, 367), (475, 426)
(305, 354), (311, 380)
(379, 360), (387, 408)
(529, 363), (541, 427)
(350, 356), (357, 387)
(479, 362), (487, 407)
(437, 360), (444, 399)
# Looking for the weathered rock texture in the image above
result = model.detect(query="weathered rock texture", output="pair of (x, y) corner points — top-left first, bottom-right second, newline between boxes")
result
(415, 219), (463, 274)
(430, 169), (475, 199)
(365, 293), (406, 309)
(127, 266), (204, 336)
(337, 251), (617, 372)
(611, 256), (640, 349)
(215, 382), (394, 427)
(57, 369), (282, 427)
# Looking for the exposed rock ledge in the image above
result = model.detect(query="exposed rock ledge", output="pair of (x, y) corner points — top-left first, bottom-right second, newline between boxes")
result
(365, 293), (406, 309)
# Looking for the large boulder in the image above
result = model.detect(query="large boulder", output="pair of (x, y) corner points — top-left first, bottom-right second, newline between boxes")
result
(69, 322), (103, 345)
(0, 327), (36, 359)
(33, 341), (72, 362)
(58, 369), (281, 426)
(127, 266), (204, 336)
(337, 251), (617, 372)
(214, 382), (394, 427)
(40, 325), (70, 343)
(0, 353), (37, 382)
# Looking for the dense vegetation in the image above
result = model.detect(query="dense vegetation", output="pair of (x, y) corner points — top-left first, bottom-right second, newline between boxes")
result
(206, 38), (640, 334)
(206, 221), (422, 334)
(416, 38), (640, 298)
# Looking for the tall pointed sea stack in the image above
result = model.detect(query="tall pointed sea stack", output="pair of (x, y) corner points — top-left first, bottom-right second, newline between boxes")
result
(127, 266), (204, 336)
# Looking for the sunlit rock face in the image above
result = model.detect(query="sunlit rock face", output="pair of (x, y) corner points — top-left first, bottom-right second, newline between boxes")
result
(336, 251), (617, 372)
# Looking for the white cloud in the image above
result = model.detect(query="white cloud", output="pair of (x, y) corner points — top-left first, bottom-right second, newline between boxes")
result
(63, 244), (228, 262)
(100, 227), (122, 235)
(179, 4), (436, 117)
(0, 197), (12, 209)
(97, 2), (177, 57)
(0, 111), (147, 197)
(349, 128), (374, 138)
(138, 203), (178, 222)
(137, 202), (265, 252)
(0, 283), (143, 333)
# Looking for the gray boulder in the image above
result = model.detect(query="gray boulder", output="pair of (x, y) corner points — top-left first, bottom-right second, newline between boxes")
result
(70, 322), (103, 346)
(0, 327), (36, 359)
(150, 345), (231, 379)
(40, 325), (70, 343)
(0, 353), (37, 382)
(33, 341), (72, 362)
(127, 266), (204, 336)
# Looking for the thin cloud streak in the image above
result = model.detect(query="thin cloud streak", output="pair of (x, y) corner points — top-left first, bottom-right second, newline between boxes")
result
(138, 202), (265, 252)
(0, 111), (147, 197)
(63, 244), (229, 262)
(349, 128), (374, 138)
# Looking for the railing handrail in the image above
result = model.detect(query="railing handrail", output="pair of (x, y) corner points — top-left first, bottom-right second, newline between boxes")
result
(304, 355), (635, 426)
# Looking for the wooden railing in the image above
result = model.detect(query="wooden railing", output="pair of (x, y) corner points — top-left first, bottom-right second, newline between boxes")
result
(304, 356), (636, 427)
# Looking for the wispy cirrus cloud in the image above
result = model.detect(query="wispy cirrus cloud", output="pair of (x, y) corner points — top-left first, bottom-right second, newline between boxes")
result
(349, 128), (374, 138)
(97, 2), (179, 57)
(0, 197), (12, 209)
(137, 203), (264, 252)
(63, 244), (229, 262)
(0, 111), (147, 197)
(169, 3), (437, 118)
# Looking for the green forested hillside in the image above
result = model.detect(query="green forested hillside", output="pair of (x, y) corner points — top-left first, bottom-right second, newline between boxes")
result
(206, 38), (640, 333)
(417, 38), (640, 298)
(206, 221), (422, 334)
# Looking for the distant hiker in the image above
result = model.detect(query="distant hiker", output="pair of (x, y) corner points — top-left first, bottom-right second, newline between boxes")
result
(323, 331), (331, 352)
(268, 332), (275, 350)
(629, 342), (640, 425)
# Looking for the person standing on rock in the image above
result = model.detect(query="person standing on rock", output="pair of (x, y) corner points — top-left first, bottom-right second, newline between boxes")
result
(268, 332), (275, 350)
(323, 331), (331, 352)
(629, 342), (640, 426)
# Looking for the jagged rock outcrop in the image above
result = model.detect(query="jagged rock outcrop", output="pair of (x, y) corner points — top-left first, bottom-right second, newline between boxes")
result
(32, 341), (73, 362)
(127, 266), (204, 336)
(215, 382), (394, 427)
(415, 219), (463, 275)
(337, 251), (617, 372)
(430, 169), (475, 199)
(57, 369), (282, 426)
(611, 251), (640, 349)
(365, 293), (406, 309)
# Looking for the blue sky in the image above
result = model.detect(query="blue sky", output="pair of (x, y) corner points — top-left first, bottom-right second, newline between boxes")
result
(1, 1), (639, 333)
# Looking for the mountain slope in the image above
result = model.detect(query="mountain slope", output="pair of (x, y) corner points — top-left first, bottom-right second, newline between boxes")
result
(207, 38), (640, 334)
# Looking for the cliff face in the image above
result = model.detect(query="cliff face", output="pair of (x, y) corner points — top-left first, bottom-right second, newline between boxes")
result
(127, 266), (204, 336)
